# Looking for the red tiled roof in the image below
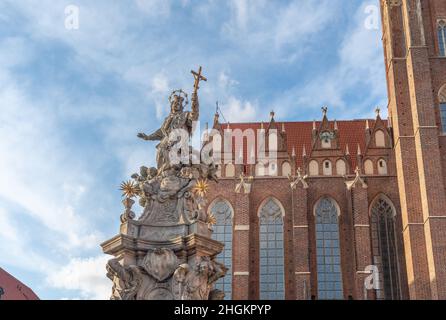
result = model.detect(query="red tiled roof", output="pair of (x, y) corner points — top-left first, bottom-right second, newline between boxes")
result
(0, 268), (39, 300)
(220, 119), (379, 170)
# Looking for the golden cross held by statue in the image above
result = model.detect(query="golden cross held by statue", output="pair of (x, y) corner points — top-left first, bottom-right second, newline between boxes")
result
(191, 66), (207, 94)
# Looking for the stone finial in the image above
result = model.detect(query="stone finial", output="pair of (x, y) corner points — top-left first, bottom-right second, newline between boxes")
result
(345, 144), (350, 156)
(365, 119), (370, 130)
(270, 110), (275, 119)
(375, 107), (381, 118)
(261, 122), (264, 130)
(289, 167), (309, 189)
(203, 122), (209, 141)
(313, 120), (317, 131)
(334, 120), (338, 131)
(282, 122), (286, 133)
(292, 146), (296, 158)
(321, 106), (328, 116)
(213, 112), (219, 127)
(345, 166), (368, 190)
(302, 145), (307, 157)
(213, 102), (220, 126)
(357, 144), (362, 156)
(235, 173), (254, 194)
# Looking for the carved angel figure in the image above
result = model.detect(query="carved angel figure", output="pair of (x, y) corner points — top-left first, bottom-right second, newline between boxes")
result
(106, 258), (142, 300)
(173, 257), (227, 300)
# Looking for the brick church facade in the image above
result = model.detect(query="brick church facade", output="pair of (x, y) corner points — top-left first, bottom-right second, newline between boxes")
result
(205, 0), (446, 300)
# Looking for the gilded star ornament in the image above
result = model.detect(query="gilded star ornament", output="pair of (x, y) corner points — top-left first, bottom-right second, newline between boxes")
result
(119, 180), (140, 198)
(207, 213), (217, 227)
(193, 179), (209, 198)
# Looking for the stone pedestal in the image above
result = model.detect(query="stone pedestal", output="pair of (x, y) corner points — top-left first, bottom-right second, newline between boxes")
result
(101, 164), (227, 300)
(101, 218), (225, 300)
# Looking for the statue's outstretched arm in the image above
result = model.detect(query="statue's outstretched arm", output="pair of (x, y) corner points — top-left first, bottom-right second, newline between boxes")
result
(137, 128), (164, 141)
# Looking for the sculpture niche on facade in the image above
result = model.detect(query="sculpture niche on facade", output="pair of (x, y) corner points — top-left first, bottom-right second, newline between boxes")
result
(101, 67), (227, 300)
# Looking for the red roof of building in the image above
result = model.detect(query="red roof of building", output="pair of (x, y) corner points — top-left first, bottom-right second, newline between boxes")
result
(0, 268), (39, 300)
(221, 119), (379, 170)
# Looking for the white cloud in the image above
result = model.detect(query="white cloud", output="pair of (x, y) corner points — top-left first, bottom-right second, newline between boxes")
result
(220, 96), (257, 123)
(0, 208), (19, 243)
(136, 0), (171, 17)
(274, 1), (334, 49)
(228, 0), (250, 30)
(218, 71), (239, 90)
(150, 73), (170, 119)
(273, 0), (387, 119)
(0, 36), (103, 255)
(222, 0), (339, 62)
(46, 255), (110, 300)
(0, 207), (56, 274)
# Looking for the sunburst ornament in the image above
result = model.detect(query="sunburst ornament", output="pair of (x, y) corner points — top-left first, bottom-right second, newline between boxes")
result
(119, 180), (139, 198)
(193, 179), (209, 197)
(207, 213), (217, 226)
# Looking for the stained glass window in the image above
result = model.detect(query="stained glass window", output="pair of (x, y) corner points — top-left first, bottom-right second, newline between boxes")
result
(210, 199), (233, 299)
(371, 197), (401, 300)
(259, 198), (285, 300)
(438, 21), (446, 57)
(315, 197), (344, 300)
(440, 103), (446, 133)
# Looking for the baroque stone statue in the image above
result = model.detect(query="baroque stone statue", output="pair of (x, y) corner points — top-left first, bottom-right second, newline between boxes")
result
(101, 67), (226, 300)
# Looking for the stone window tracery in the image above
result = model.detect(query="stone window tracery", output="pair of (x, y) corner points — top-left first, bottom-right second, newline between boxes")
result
(210, 199), (233, 299)
(315, 197), (344, 300)
(259, 198), (285, 300)
(370, 197), (401, 300)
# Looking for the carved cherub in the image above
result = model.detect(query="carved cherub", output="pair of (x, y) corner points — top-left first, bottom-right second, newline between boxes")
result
(131, 166), (159, 208)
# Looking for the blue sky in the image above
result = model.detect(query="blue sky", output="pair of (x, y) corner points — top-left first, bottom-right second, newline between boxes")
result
(0, 0), (387, 299)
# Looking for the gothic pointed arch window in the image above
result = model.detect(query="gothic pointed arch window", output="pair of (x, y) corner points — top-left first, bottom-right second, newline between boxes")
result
(209, 199), (233, 299)
(323, 160), (332, 176)
(438, 19), (446, 57)
(370, 196), (401, 300)
(256, 162), (266, 177)
(336, 159), (346, 176)
(259, 197), (285, 300)
(225, 163), (235, 177)
(378, 159), (388, 175)
(364, 159), (374, 175)
(281, 161), (291, 177)
(309, 160), (319, 176)
(375, 130), (386, 147)
(314, 197), (344, 300)
(439, 84), (446, 133)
